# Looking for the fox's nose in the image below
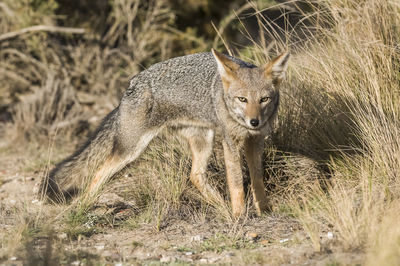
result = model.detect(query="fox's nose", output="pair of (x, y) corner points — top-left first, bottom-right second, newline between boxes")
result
(250, 119), (259, 127)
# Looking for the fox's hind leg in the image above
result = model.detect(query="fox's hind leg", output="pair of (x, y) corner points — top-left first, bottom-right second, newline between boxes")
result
(87, 128), (159, 196)
(86, 95), (162, 197)
(178, 127), (224, 205)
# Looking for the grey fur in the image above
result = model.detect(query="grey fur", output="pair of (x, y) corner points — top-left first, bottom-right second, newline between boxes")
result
(40, 50), (288, 215)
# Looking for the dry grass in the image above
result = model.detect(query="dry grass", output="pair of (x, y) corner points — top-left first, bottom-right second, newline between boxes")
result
(1, 0), (400, 264)
(0, 0), (179, 143)
(105, 132), (237, 228)
(240, 0), (400, 262)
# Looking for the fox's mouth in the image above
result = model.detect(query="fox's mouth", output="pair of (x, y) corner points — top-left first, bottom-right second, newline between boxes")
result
(245, 125), (262, 132)
(246, 127), (263, 136)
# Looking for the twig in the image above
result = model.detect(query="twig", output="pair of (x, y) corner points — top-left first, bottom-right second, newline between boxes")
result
(211, 21), (233, 56)
(0, 25), (85, 42)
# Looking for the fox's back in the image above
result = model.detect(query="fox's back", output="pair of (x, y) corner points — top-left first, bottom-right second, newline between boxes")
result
(124, 52), (255, 123)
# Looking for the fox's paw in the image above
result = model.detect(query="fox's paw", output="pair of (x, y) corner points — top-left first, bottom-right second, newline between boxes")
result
(254, 200), (271, 216)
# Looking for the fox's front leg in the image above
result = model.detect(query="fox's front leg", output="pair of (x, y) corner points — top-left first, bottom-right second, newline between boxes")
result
(244, 136), (269, 216)
(222, 140), (245, 217)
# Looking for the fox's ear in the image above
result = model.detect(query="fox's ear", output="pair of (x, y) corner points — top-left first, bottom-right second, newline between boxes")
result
(263, 52), (290, 84)
(211, 49), (240, 81)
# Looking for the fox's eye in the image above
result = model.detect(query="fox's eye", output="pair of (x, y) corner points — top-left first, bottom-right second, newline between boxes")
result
(237, 97), (247, 103)
(260, 97), (270, 103)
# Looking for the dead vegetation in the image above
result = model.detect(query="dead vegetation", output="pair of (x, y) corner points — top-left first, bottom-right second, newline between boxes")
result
(0, 0), (399, 265)
(252, 0), (400, 261)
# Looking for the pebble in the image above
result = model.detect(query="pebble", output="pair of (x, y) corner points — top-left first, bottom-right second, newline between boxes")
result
(31, 199), (42, 205)
(9, 257), (17, 261)
(279, 238), (289, 243)
(95, 244), (105, 251)
(190, 235), (203, 242)
(58, 233), (68, 240)
(327, 231), (334, 239)
(96, 193), (125, 207)
(208, 257), (219, 263)
(225, 252), (235, 257)
(71, 261), (80, 265)
(185, 251), (193, 255)
(160, 256), (174, 263)
(102, 250), (112, 257)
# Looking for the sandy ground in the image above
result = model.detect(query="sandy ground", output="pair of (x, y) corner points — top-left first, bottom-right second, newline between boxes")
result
(0, 144), (364, 265)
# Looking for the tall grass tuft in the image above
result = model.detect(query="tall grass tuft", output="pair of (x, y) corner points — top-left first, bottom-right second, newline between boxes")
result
(1, 0), (399, 263)
(244, 0), (400, 260)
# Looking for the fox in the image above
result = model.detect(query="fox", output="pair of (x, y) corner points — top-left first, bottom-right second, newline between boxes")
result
(40, 49), (289, 217)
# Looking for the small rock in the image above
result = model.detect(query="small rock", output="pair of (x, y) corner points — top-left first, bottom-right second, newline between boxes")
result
(110, 253), (121, 261)
(185, 251), (193, 256)
(199, 258), (208, 263)
(190, 235), (203, 242)
(260, 239), (270, 245)
(279, 238), (289, 243)
(31, 199), (40, 204)
(9, 257), (17, 261)
(114, 263), (123, 266)
(58, 233), (68, 240)
(208, 257), (219, 263)
(103, 251), (120, 261)
(71, 261), (80, 266)
(160, 256), (174, 263)
(327, 232), (334, 239)
(33, 182), (40, 194)
(225, 252), (235, 257)
(95, 244), (105, 251)
(102, 250), (112, 258)
(9, 199), (16, 204)
(96, 193), (125, 207)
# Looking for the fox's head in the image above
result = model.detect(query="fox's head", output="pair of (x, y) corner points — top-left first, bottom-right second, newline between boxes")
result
(212, 49), (290, 131)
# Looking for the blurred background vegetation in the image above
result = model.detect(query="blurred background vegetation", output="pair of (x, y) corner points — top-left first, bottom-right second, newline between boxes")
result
(1, 1), (400, 263)
(0, 0), (311, 142)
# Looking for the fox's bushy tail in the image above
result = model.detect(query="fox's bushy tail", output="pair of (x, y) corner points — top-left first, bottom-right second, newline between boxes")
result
(40, 107), (120, 203)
